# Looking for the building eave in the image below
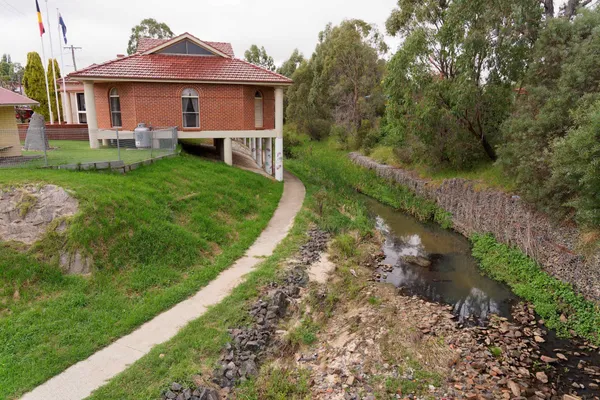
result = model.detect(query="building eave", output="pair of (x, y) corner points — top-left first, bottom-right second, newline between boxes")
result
(69, 76), (293, 87)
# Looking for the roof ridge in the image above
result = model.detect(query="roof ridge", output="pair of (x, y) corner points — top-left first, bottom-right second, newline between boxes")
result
(69, 53), (141, 78)
(234, 57), (292, 82)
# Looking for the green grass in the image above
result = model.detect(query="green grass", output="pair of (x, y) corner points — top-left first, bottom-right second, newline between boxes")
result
(0, 153), (282, 400)
(86, 200), (314, 400)
(367, 145), (516, 192)
(288, 141), (452, 229)
(16, 140), (171, 168)
(472, 233), (600, 344)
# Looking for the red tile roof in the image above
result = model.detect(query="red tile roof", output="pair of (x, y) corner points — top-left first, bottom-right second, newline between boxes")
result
(0, 87), (38, 106)
(69, 53), (293, 85)
(136, 36), (235, 57)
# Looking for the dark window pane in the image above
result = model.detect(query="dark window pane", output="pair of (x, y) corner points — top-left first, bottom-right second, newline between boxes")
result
(79, 112), (87, 124)
(111, 112), (122, 127)
(110, 97), (121, 113)
(183, 113), (198, 128)
(183, 98), (198, 113)
(77, 93), (86, 111)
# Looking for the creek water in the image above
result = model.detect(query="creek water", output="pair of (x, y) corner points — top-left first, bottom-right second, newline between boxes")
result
(367, 197), (517, 323)
(366, 197), (600, 397)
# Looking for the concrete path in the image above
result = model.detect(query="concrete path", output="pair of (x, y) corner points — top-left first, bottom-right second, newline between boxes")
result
(21, 171), (305, 400)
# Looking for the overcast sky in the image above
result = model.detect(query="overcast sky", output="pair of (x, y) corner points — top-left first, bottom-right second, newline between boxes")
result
(0, 0), (582, 75)
(0, 0), (400, 74)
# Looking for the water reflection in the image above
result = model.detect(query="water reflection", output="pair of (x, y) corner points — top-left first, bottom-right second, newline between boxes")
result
(368, 199), (516, 322)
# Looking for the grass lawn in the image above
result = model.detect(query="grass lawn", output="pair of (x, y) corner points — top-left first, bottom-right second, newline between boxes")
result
(16, 140), (172, 168)
(0, 153), (282, 400)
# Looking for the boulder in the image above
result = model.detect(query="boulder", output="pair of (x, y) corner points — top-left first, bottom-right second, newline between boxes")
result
(402, 255), (432, 268)
(23, 113), (49, 151)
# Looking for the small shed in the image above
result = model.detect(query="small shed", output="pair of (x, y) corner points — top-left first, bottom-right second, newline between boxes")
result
(0, 88), (39, 158)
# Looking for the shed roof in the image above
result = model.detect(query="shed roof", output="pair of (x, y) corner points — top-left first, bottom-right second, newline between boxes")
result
(0, 87), (39, 106)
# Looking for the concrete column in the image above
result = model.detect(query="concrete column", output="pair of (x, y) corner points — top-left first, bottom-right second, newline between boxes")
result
(63, 92), (73, 124)
(83, 81), (99, 149)
(275, 87), (284, 181)
(257, 138), (263, 168)
(251, 137), (256, 160)
(265, 138), (273, 175)
(224, 137), (233, 166)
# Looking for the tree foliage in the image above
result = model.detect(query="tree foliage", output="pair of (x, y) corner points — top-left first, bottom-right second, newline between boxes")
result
(383, 0), (543, 168)
(244, 45), (276, 71)
(499, 8), (600, 226)
(47, 59), (62, 123)
(0, 54), (23, 89)
(23, 52), (49, 121)
(127, 18), (174, 55)
(277, 49), (304, 78)
(286, 19), (387, 142)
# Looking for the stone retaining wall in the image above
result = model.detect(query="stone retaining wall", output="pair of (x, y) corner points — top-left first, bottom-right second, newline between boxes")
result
(349, 152), (600, 302)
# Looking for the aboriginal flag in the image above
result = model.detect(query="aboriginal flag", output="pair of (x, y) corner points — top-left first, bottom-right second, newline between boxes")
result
(36, 0), (45, 36)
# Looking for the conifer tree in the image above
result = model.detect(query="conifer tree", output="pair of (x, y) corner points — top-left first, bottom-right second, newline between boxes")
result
(22, 52), (49, 121)
(47, 59), (62, 122)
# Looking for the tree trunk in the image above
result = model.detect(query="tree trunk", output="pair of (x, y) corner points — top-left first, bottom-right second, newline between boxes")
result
(562, 0), (593, 18)
(481, 135), (497, 161)
(541, 0), (554, 18)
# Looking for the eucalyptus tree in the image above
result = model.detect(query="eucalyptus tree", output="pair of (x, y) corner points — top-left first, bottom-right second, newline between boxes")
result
(384, 0), (543, 167)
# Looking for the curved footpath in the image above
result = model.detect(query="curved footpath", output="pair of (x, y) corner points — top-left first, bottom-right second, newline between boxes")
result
(21, 167), (305, 400)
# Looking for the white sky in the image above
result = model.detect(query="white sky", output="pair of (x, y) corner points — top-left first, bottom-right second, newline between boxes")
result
(0, 0), (400, 74)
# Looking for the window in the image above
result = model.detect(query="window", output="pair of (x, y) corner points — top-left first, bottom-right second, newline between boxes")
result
(109, 88), (122, 127)
(254, 91), (263, 129)
(76, 93), (87, 124)
(158, 40), (215, 56)
(182, 88), (199, 128)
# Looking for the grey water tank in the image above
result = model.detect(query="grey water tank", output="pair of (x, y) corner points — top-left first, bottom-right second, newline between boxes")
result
(134, 123), (151, 148)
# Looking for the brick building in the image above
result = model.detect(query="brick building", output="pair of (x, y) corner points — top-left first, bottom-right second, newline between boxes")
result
(66, 33), (293, 180)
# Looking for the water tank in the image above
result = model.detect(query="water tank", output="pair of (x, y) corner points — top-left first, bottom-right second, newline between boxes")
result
(134, 123), (151, 149)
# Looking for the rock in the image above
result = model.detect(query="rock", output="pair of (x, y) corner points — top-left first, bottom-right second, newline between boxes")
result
(164, 390), (177, 399)
(346, 375), (355, 386)
(401, 255), (432, 268)
(563, 395), (582, 400)
(60, 251), (92, 275)
(560, 314), (568, 323)
(540, 355), (557, 363)
(23, 113), (48, 151)
(556, 353), (568, 361)
(171, 382), (183, 392)
(0, 185), (79, 246)
(534, 335), (545, 343)
(536, 371), (549, 383)
(507, 380), (521, 397)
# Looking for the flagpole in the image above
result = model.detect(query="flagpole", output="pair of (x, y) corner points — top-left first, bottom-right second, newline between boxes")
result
(40, 36), (54, 125)
(45, 0), (61, 124)
(57, 8), (69, 124)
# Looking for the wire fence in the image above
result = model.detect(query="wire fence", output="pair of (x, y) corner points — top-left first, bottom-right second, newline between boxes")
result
(0, 126), (178, 170)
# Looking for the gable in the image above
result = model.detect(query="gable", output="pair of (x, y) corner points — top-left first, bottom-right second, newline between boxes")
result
(157, 39), (217, 56)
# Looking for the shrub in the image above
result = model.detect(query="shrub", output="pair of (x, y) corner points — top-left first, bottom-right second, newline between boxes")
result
(306, 119), (332, 141)
(282, 124), (309, 158)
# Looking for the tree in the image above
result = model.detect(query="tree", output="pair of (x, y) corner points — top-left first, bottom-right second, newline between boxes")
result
(47, 59), (62, 123)
(244, 45), (275, 71)
(286, 20), (387, 141)
(498, 8), (600, 226)
(0, 54), (22, 90)
(127, 18), (174, 55)
(383, 0), (542, 167)
(277, 49), (304, 77)
(22, 52), (50, 121)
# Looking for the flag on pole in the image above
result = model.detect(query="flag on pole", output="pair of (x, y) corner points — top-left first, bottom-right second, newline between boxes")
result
(35, 0), (45, 36)
(58, 13), (67, 44)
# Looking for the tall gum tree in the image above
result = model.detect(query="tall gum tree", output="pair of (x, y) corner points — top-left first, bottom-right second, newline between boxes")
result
(384, 0), (543, 166)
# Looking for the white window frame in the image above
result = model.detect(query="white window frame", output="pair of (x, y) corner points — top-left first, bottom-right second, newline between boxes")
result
(254, 91), (264, 129)
(182, 88), (200, 128)
(109, 88), (122, 128)
(76, 92), (87, 124)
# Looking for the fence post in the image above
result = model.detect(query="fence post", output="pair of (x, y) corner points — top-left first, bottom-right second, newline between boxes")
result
(116, 128), (121, 162)
(41, 126), (48, 167)
(150, 131), (154, 159)
(172, 127), (177, 154)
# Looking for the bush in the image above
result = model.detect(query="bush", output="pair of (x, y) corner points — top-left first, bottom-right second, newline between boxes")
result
(306, 119), (332, 141)
(283, 124), (310, 158)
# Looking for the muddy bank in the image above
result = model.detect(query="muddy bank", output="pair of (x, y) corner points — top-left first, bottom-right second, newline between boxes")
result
(349, 153), (600, 303)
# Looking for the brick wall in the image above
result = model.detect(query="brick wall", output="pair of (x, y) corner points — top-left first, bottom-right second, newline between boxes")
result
(94, 82), (275, 131)
(17, 124), (89, 141)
